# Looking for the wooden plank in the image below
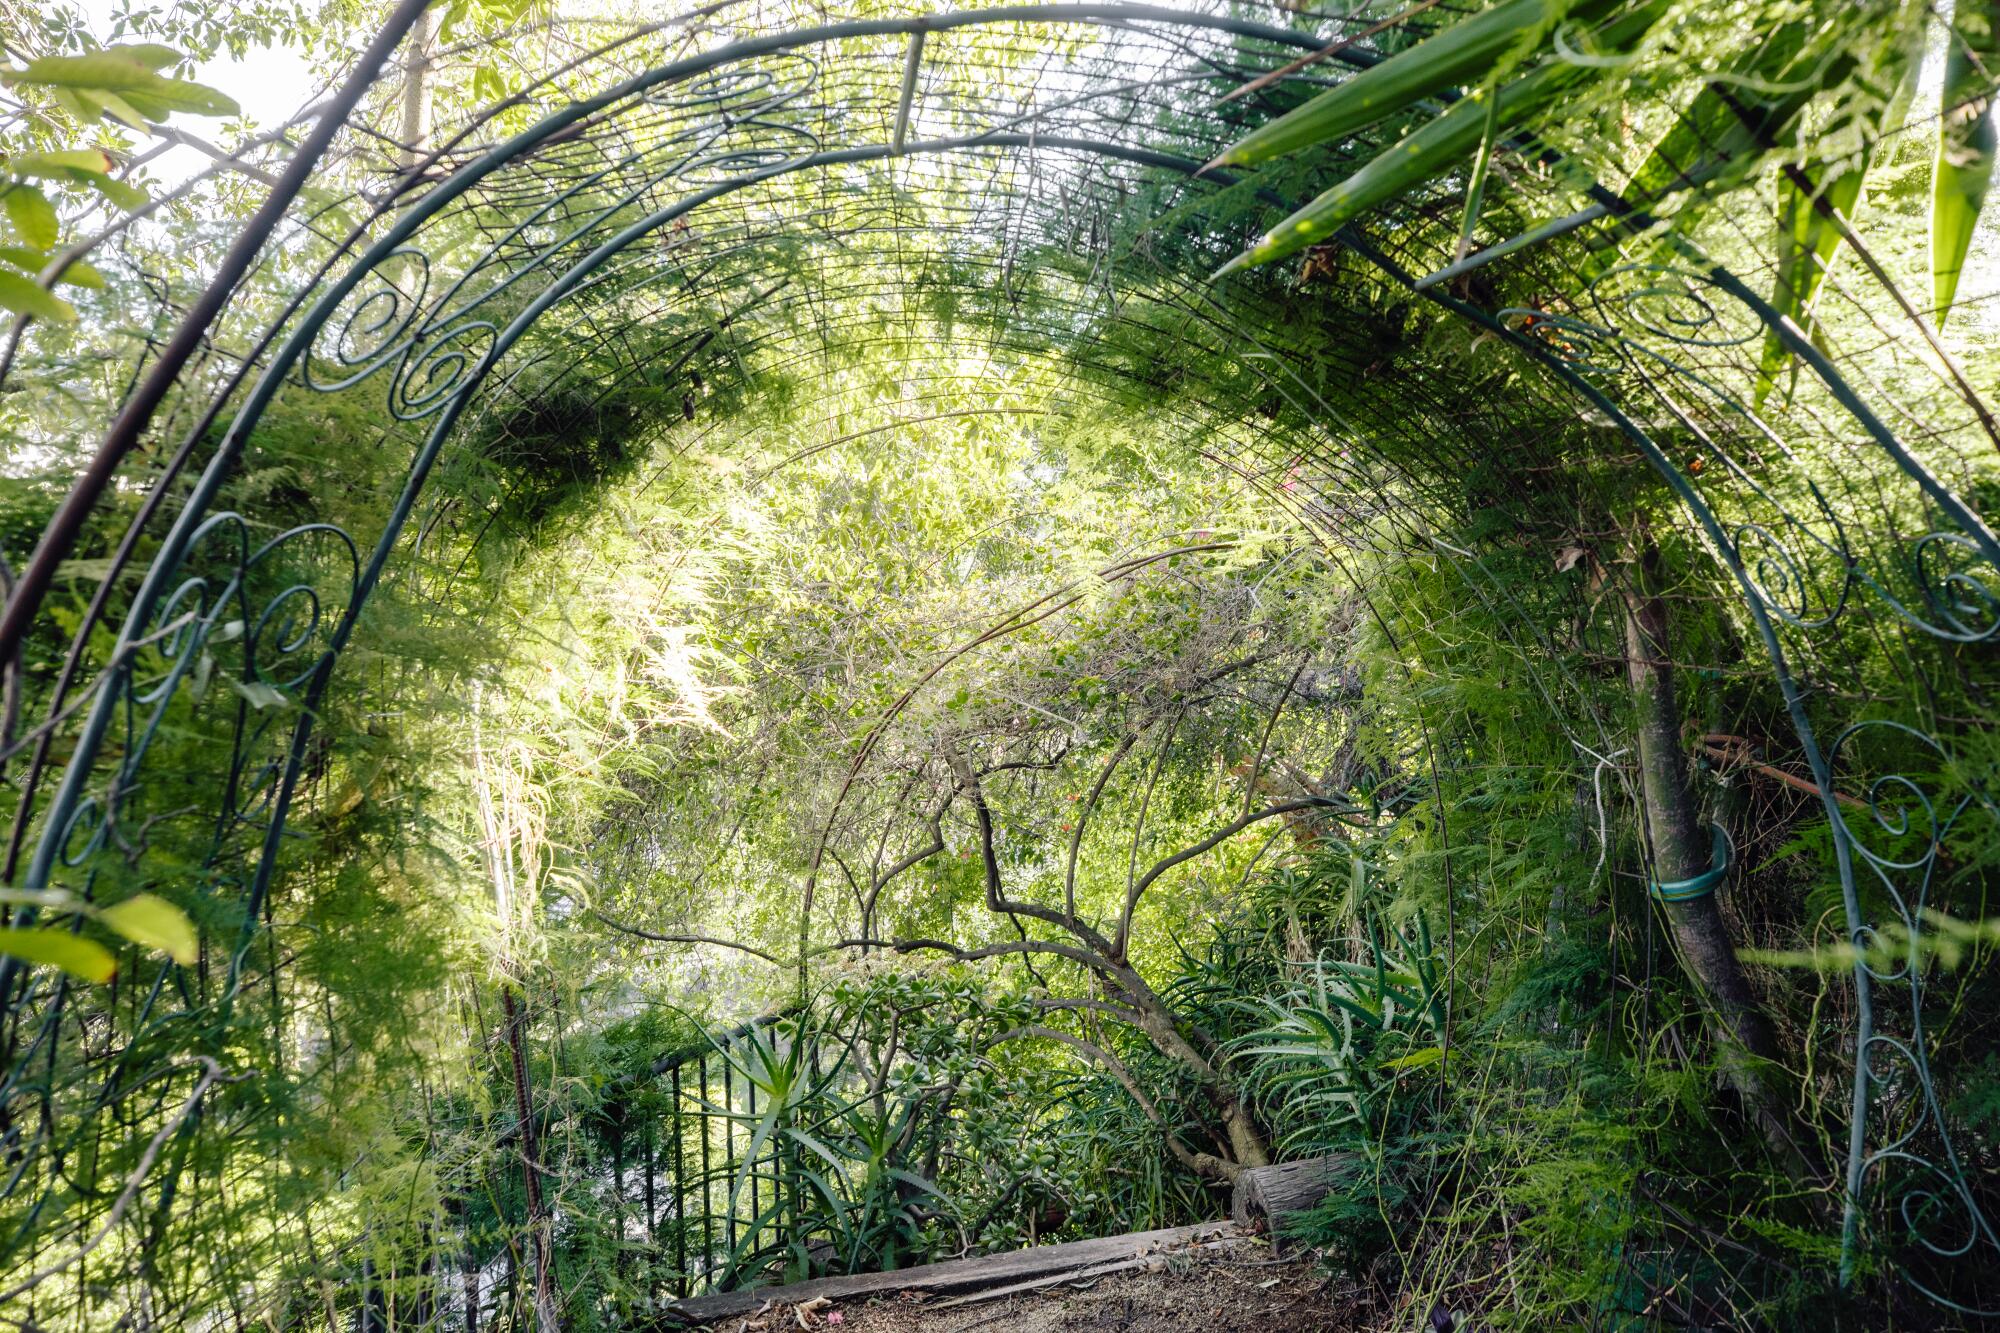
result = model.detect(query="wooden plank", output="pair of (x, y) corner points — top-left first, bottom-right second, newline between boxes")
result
(654, 1220), (1242, 1327)
(924, 1234), (1253, 1311)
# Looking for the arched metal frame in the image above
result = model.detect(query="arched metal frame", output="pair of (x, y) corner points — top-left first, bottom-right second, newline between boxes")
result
(1, 1), (1995, 1319)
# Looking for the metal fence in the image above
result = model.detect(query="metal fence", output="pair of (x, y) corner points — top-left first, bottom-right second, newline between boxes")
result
(618, 1009), (811, 1300)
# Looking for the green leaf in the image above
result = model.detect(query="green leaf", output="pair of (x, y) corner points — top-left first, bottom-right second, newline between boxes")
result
(1210, 0), (1619, 169)
(1380, 1044), (1445, 1071)
(1756, 164), (1866, 404)
(0, 927), (116, 982)
(90, 90), (154, 133)
(1592, 7), (1897, 274)
(1933, 0), (1999, 325)
(49, 86), (92, 121)
(471, 63), (507, 104)
(1219, 0), (1666, 271)
(12, 53), (237, 119)
(0, 271), (75, 323)
(96, 894), (199, 965)
(10, 149), (116, 178)
(3, 185), (58, 249)
(1218, 79), (1551, 270)
(110, 43), (186, 72)
(85, 174), (149, 210)
(232, 679), (288, 709)
(0, 248), (103, 288)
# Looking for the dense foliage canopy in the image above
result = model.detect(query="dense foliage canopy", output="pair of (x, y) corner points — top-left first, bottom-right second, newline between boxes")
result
(1, 0), (1999, 1328)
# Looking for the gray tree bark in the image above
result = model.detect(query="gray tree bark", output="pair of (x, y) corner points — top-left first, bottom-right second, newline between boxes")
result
(1621, 540), (1817, 1186)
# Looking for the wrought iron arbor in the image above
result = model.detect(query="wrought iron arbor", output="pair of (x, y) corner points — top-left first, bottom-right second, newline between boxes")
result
(0, 1), (1995, 1324)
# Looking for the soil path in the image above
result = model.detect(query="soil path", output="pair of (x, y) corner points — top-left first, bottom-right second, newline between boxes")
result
(662, 1223), (1377, 1332)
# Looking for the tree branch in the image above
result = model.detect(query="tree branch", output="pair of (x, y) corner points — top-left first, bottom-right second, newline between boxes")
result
(592, 912), (785, 967)
(955, 754), (1121, 960)
(1067, 734), (1137, 920)
(1115, 797), (1358, 958)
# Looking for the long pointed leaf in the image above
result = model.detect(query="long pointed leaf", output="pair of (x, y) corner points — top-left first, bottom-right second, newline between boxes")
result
(1934, 0), (1999, 323)
(1211, 0), (1615, 169)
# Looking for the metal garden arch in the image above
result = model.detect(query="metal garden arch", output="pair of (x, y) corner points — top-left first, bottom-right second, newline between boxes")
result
(0, 1), (1995, 1321)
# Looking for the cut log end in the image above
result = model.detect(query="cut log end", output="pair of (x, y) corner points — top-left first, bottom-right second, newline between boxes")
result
(1229, 1154), (1354, 1255)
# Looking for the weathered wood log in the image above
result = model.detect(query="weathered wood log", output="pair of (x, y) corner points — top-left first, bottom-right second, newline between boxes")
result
(654, 1220), (1243, 1327)
(1230, 1154), (1354, 1253)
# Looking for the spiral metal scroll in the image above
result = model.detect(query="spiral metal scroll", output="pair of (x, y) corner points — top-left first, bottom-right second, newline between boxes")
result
(1499, 258), (2000, 1309)
(0, 3), (1996, 1322)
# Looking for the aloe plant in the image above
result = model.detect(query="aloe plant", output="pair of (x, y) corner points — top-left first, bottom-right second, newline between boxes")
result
(1226, 919), (1445, 1156)
(703, 1009), (951, 1286)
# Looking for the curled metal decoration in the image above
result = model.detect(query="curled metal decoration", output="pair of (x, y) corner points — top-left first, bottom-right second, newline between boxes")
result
(1503, 294), (1858, 632)
(1825, 720), (2000, 1314)
(303, 248), (432, 393)
(3, 4), (1998, 1323)
(390, 320), (501, 420)
(1498, 253), (2000, 1311)
(1911, 531), (2000, 643)
(0, 498), (363, 1282)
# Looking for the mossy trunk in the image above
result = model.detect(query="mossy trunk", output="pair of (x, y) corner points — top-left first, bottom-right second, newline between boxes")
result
(1621, 541), (1816, 1185)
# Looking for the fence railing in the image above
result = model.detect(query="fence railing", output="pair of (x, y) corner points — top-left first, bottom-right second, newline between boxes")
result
(616, 1008), (812, 1299)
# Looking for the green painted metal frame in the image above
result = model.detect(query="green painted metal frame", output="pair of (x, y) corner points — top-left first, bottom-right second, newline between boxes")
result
(0, 1), (1993, 1319)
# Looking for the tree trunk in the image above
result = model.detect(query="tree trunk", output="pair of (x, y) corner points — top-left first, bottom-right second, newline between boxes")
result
(1621, 540), (1816, 1185)
(1117, 972), (1271, 1173)
(502, 985), (560, 1333)
(1231, 1154), (1355, 1253)
(397, 3), (433, 173)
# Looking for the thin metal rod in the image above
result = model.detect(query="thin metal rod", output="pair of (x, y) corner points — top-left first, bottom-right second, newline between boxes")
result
(698, 1052), (712, 1289)
(745, 1070), (758, 1250)
(722, 1054), (736, 1264)
(0, 0), (433, 679)
(669, 1068), (682, 1294)
(892, 31), (925, 154)
(1412, 203), (1610, 291)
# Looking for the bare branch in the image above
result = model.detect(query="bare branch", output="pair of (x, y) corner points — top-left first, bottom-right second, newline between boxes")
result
(835, 935), (1117, 979)
(1067, 734), (1136, 920)
(957, 755), (1120, 960)
(1115, 797), (1359, 958)
(1242, 654), (1310, 820)
(1033, 997), (1145, 1026)
(592, 911), (785, 967)
(862, 813), (947, 935)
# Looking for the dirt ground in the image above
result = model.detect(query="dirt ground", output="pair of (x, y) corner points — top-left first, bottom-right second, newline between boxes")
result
(712, 1250), (1380, 1332)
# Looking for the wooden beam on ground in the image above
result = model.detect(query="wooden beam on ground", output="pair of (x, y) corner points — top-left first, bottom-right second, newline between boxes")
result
(655, 1220), (1245, 1327)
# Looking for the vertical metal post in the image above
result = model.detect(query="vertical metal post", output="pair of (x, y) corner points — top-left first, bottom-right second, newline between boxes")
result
(699, 1052), (712, 1290)
(745, 1071), (759, 1251)
(722, 1052), (736, 1262)
(667, 1067), (681, 1295)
